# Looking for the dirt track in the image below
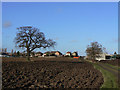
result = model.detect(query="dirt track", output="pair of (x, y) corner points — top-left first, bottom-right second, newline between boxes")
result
(2, 57), (104, 88)
(96, 62), (120, 88)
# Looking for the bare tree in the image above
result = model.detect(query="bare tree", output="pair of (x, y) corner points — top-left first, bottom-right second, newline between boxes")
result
(15, 26), (56, 61)
(85, 42), (104, 60)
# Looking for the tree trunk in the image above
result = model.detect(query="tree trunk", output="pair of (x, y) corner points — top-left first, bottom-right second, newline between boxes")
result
(27, 48), (30, 61)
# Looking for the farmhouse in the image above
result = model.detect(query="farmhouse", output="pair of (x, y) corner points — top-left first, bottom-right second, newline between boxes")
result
(65, 52), (72, 57)
(95, 53), (112, 61)
(35, 52), (43, 57)
(85, 53), (114, 61)
(54, 51), (62, 56)
(42, 51), (49, 57)
(43, 51), (62, 57)
(0, 52), (9, 57)
(30, 52), (34, 57)
(111, 54), (120, 60)
(72, 52), (78, 57)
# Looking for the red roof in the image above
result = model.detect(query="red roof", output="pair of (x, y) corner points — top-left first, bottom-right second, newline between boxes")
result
(67, 52), (71, 53)
(36, 52), (43, 54)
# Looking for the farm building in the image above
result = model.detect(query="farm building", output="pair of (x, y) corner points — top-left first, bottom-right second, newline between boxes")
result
(35, 52), (43, 57)
(85, 53), (114, 61)
(65, 52), (72, 57)
(0, 52), (9, 57)
(30, 52), (35, 57)
(96, 53), (120, 61)
(95, 53), (113, 61)
(111, 54), (120, 59)
(72, 52), (78, 57)
(54, 51), (62, 56)
(43, 51), (62, 57)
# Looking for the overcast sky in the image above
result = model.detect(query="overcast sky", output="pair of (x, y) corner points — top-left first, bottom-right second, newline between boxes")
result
(2, 2), (118, 55)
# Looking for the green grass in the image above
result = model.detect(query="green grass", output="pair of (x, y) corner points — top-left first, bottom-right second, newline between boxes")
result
(103, 63), (120, 71)
(92, 63), (118, 89)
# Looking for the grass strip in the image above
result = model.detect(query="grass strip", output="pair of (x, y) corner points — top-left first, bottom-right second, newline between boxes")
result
(98, 63), (119, 73)
(103, 63), (120, 71)
(92, 63), (118, 89)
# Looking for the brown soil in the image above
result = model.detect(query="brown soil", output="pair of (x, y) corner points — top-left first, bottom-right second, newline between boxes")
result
(2, 57), (103, 89)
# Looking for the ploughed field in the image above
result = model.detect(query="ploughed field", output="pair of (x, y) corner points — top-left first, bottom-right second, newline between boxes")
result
(2, 57), (103, 88)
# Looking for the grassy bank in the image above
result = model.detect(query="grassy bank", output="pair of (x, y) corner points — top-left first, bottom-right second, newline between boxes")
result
(92, 63), (118, 89)
(103, 63), (120, 71)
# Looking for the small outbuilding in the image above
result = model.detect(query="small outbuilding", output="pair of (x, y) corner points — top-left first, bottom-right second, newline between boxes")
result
(72, 52), (78, 57)
(65, 52), (72, 57)
(35, 52), (43, 57)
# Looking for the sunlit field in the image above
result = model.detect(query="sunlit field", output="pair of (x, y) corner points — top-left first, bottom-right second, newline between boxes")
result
(2, 57), (103, 88)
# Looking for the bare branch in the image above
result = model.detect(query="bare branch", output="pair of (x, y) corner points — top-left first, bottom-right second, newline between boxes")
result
(86, 42), (104, 60)
(14, 26), (56, 61)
